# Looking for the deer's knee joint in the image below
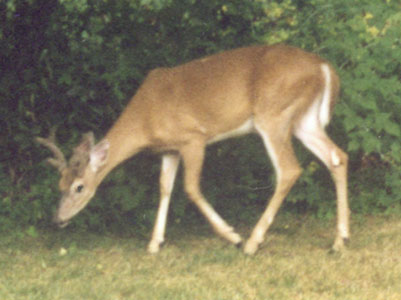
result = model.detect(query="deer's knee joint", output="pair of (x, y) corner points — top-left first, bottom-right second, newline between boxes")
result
(331, 150), (341, 167)
(331, 149), (348, 168)
(285, 164), (302, 183)
(277, 165), (302, 190)
(160, 183), (172, 199)
(184, 184), (202, 203)
(292, 165), (303, 179)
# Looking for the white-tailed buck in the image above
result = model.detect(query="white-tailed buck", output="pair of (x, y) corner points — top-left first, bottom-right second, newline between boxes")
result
(37, 44), (349, 254)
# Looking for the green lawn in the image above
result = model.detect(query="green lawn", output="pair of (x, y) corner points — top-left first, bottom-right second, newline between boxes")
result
(1, 214), (400, 300)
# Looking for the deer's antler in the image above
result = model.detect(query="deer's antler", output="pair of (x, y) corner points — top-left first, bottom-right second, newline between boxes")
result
(36, 127), (67, 172)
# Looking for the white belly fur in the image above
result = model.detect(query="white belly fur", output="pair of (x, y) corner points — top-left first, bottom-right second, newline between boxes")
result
(207, 118), (255, 144)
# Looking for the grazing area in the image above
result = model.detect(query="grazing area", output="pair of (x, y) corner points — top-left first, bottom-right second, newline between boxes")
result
(1, 214), (400, 300)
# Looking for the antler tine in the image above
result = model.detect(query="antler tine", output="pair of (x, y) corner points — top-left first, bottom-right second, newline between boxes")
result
(36, 127), (67, 172)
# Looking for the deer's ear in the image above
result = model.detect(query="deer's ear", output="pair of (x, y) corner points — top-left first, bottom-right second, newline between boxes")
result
(75, 132), (95, 153)
(89, 140), (109, 172)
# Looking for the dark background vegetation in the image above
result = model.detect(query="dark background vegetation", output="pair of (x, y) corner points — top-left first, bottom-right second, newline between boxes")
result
(1, 0), (400, 233)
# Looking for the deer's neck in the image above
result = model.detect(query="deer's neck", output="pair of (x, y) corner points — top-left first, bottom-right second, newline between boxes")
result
(97, 99), (149, 183)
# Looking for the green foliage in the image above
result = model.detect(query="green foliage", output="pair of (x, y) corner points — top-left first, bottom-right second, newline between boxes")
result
(1, 0), (400, 230)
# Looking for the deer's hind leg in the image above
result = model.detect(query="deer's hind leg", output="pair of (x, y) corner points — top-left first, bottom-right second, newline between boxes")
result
(295, 123), (349, 251)
(244, 117), (302, 255)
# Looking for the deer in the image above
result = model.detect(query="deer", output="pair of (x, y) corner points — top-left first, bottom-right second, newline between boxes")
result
(36, 44), (350, 255)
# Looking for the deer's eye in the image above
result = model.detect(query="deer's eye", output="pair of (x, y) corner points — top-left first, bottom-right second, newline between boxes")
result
(76, 184), (84, 193)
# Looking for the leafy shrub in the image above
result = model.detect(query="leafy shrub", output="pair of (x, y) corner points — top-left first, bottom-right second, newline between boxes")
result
(1, 0), (400, 231)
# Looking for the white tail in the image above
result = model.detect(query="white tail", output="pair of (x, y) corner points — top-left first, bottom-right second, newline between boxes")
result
(37, 44), (349, 254)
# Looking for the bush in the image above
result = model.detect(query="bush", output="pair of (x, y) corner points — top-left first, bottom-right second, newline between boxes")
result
(1, 0), (400, 231)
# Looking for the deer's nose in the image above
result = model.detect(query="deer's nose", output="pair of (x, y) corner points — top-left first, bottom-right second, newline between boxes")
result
(53, 214), (69, 228)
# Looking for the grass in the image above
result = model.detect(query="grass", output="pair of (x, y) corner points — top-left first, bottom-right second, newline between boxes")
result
(1, 214), (400, 300)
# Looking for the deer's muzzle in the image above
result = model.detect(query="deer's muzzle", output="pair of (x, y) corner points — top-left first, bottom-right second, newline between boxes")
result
(53, 214), (70, 228)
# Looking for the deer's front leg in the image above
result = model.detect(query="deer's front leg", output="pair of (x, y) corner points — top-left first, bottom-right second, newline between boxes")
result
(148, 154), (180, 253)
(180, 140), (242, 246)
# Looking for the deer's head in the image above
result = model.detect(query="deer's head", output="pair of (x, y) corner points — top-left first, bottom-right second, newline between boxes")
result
(36, 129), (109, 227)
